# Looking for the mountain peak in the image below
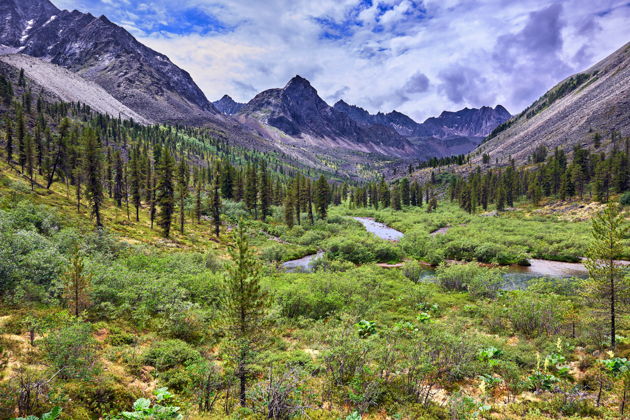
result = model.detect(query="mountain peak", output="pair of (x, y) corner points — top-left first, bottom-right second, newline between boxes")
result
(213, 94), (245, 115)
(285, 75), (312, 89)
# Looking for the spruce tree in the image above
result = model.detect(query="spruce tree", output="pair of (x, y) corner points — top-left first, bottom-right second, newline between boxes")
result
(177, 158), (189, 234)
(244, 163), (258, 218)
(314, 175), (330, 219)
(81, 128), (104, 228)
(113, 150), (124, 207)
(583, 203), (629, 348)
(259, 162), (270, 221)
(211, 169), (221, 237)
(129, 147), (142, 221)
(223, 223), (269, 407)
(63, 249), (92, 317)
(4, 115), (12, 164)
(156, 147), (175, 238)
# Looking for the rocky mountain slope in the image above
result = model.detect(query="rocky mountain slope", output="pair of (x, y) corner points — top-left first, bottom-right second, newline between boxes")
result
(213, 95), (245, 115)
(333, 100), (511, 139)
(0, 54), (151, 124)
(474, 42), (630, 165)
(236, 76), (421, 158)
(0, 0), (218, 125)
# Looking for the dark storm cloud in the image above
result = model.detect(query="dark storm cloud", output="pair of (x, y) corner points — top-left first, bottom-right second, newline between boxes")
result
(403, 72), (430, 93)
(492, 3), (572, 106)
(437, 64), (494, 105)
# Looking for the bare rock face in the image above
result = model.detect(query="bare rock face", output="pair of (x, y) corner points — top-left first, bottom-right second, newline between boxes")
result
(0, 54), (152, 124)
(0, 0), (218, 125)
(333, 100), (511, 139)
(213, 95), (245, 115)
(238, 75), (421, 158)
(475, 42), (630, 166)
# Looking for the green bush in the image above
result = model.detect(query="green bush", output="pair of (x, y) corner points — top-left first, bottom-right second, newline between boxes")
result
(42, 323), (100, 380)
(620, 191), (630, 206)
(435, 263), (503, 298)
(143, 339), (202, 372)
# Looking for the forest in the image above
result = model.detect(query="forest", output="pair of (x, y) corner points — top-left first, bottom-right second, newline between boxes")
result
(0, 67), (629, 420)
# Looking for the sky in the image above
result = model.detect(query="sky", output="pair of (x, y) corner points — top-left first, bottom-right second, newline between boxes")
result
(53, 0), (630, 121)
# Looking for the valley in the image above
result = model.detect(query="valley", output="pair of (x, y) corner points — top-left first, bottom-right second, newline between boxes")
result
(0, 0), (629, 419)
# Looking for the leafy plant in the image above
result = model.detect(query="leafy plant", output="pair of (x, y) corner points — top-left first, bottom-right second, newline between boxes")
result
(355, 320), (376, 338)
(111, 388), (182, 419)
(14, 407), (61, 420)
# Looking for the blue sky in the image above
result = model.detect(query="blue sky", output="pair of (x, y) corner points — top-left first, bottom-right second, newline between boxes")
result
(54, 0), (630, 121)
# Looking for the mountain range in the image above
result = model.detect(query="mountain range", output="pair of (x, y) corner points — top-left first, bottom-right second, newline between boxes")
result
(1, 0), (627, 179)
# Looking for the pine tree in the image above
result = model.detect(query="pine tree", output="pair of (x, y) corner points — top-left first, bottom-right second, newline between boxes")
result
(284, 193), (294, 228)
(129, 147), (142, 221)
(156, 147), (176, 238)
(223, 223), (269, 407)
(81, 128), (104, 228)
(583, 203), (629, 348)
(16, 104), (25, 172)
(63, 249), (92, 317)
(4, 115), (12, 164)
(113, 150), (124, 207)
(400, 178), (410, 206)
(244, 163), (258, 218)
(211, 169), (221, 237)
(24, 133), (34, 190)
(259, 162), (270, 221)
(307, 178), (314, 224)
(177, 158), (189, 234)
(314, 175), (330, 219)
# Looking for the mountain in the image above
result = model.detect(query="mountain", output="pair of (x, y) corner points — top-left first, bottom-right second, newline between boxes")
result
(213, 95), (245, 115)
(0, 0), (218, 125)
(0, 54), (151, 124)
(475, 42), (630, 165)
(333, 100), (511, 139)
(236, 75), (420, 158)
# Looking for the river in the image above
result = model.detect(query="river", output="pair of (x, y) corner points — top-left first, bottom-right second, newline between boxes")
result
(282, 217), (598, 285)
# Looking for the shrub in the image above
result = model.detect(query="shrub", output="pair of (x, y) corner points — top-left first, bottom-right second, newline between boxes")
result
(42, 323), (99, 380)
(326, 238), (375, 264)
(143, 340), (202, 372)
(620, 192), (630, 206)
(435, 263), (503, 298)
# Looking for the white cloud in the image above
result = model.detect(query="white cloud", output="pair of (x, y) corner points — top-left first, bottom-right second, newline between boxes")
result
(56, 0), (630, 121)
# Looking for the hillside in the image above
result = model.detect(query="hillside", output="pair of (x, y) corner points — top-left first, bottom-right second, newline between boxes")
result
(474, 42), (630, 165)
(0, 54), (152, 124)
(0, 0), (219, 125)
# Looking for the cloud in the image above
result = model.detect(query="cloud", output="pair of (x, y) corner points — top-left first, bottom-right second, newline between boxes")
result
(54, 0), (630, 120)
(403, 72), (430, 94)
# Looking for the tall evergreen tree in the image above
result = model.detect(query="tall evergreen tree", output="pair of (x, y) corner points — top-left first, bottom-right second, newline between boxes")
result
(223, 224), (269, 407)
(583, 203), (629, 349)
(211, 169), (221, 237)
(177, 158), (189, 234)
(129, 147), (142, 221)
(81, 128), (104, 228)
(4, 115), (12, 164)
(314, 175), (330, 219)
(259, 162), (270, 221)
(156, 147), (176, 238)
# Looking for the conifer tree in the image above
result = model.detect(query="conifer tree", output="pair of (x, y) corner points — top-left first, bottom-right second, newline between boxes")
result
(400, 178), (410, 206)
(211, 169), (221, 237)
(259, 162), (270, 221)
(223, 223), (269, 407)
(314, 175), (330, 219)
(4, 115), (12, 164)
(284, 193), (295, 228)
(81, 128), (104, 228)
(113, 150), (124, 207)
(244, 163), (258, 218)
(16, 104), (25, 172)
(177, 158), (189, 234)
(583, 203), (629, 348)
(156, 147), (175, 238)
(63, 249), (92, 317)
(129, 147), (142, 221)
